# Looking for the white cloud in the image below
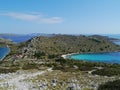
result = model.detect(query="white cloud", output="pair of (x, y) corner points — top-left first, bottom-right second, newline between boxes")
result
(0, 12), (63, 24)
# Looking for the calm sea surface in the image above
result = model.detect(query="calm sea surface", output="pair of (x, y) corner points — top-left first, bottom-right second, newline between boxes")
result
(68, 52), (120, 64)
(0, 35), (34, 43)
(0, 47), (10, 61)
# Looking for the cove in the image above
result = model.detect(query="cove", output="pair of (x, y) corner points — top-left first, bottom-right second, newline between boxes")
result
(0, 47), (10, 61)
(67, 52), (120, 64)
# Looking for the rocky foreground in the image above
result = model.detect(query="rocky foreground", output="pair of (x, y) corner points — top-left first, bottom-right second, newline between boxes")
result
(0, 66), (118, 90)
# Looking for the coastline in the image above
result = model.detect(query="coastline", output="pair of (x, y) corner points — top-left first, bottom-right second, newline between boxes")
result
(61, 51), (120, 59)
(61, 52), (79, 59)
(0, 47), (10, 61)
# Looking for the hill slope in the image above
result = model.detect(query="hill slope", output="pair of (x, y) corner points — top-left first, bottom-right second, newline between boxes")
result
(20, 35), (120, 59)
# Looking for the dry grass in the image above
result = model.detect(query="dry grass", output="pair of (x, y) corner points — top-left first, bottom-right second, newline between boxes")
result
(27, 70), (117, 90)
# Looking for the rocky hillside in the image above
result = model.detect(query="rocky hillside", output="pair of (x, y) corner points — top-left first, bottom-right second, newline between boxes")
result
(20, 35), (120, 59)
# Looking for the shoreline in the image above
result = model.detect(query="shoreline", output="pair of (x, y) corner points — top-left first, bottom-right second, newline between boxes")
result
(0, 47), (10, 61)
(61, 51), (120, 59)
(61, 52), (79, 59)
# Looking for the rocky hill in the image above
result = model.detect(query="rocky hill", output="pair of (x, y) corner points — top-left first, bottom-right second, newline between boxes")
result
(19, 35), (120, 59)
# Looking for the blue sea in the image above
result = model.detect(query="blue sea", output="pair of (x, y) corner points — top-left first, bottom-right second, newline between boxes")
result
(68, 52), (120, 64)
(0, 33), (52, 43)
(0, 35), (34, 43)
(0, 47), (10, 61)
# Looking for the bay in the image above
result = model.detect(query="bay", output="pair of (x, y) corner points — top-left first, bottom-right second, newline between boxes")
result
(67, 52), (120, 64)
(0, 47), (10, 60)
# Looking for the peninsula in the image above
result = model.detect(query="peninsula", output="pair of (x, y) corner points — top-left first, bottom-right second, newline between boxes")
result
(0, 34), (120, 90)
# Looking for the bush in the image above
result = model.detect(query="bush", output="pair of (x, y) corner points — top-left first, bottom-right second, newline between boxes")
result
(92, 67), (120, 76)
(0, 68), (19, 73)
(98, 80), (120, 90)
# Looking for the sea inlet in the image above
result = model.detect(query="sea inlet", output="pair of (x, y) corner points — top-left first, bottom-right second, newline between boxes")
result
(0, 47), (10, 60)
(67, 52), (120, 64)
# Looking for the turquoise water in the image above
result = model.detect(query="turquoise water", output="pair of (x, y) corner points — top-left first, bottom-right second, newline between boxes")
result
(0, 47), (10, 60)
(68, 52), (120, 64)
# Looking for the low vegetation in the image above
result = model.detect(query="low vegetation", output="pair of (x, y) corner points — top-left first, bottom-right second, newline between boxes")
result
(98, 79), (120, 90)
(19, 35), (120, 59)
(0, 35), (120, 76)
(0, 34), (120, 89)
(54, 58), (120, 76)
(92, 67), (120, 76)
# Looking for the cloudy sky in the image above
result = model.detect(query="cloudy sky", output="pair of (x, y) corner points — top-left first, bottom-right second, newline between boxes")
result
(0, 0), (120, 34)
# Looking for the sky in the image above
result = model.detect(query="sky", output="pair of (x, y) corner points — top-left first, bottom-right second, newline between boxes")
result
(0, 0), (120, 34)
